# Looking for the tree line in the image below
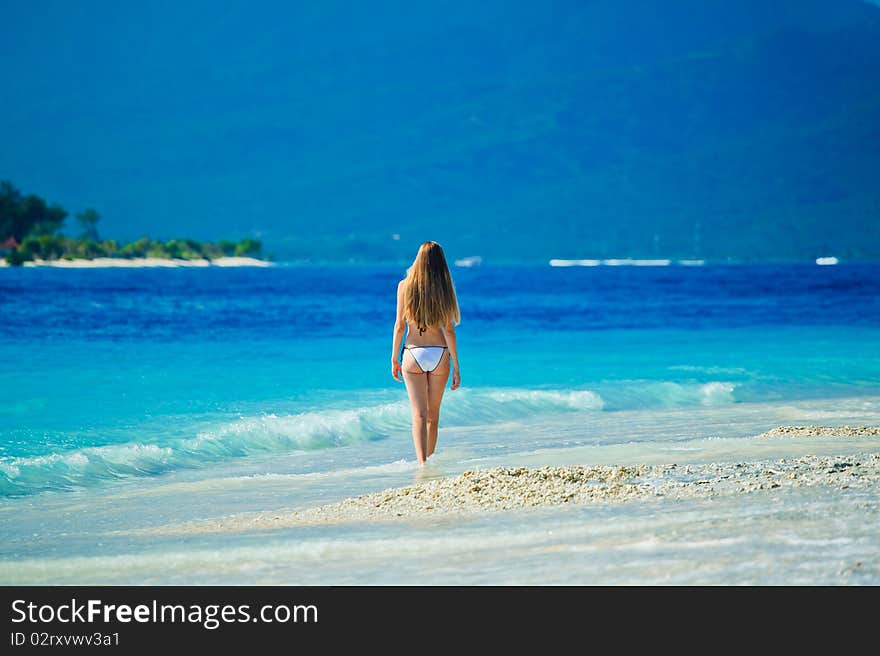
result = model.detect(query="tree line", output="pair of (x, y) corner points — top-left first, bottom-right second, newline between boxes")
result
(1, 180), (262, 265)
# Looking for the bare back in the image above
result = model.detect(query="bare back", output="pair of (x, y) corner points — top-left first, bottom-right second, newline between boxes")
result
(405, 322), (448, 348)
(399, 279), (449, 347)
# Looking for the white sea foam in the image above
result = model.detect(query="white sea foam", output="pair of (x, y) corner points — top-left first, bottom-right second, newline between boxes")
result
(482, 389), (605, 411)
(603, 259), (671, 266)
(1, 390), (599, 495)
(550, 258), (693, 267)
(229, 458), (417, 483)
(669, 365), (748, 375)
(186, 403), (411, 456)
(700, 382), (736, 406)
(600, 380), (738, 409)
(0, 383), (750, 496)
(549, 259), (602, 267)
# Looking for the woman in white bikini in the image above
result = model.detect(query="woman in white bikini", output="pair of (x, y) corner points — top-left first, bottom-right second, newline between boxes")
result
(391, 241), (461, 465)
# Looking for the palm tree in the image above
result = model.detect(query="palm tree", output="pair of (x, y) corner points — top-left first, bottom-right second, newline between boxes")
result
(76, 208), (100, 241)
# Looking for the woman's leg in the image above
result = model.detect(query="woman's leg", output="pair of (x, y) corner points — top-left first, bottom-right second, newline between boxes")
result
(401, 352), (429, 464)
(425, 353), (451, 457)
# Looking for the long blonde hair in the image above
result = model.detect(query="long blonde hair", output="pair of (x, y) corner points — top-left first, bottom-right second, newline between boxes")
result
(403, 241), (461, 329)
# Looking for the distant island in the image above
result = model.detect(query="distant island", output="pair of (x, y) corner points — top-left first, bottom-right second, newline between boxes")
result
(0, 180), (270, 267)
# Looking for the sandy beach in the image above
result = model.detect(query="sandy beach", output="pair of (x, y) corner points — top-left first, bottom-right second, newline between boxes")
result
(134, 425), (880, 536)
(8, 256), (273, 268)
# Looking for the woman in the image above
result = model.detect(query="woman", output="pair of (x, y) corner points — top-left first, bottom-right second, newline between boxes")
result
(391, 241), (461, 464)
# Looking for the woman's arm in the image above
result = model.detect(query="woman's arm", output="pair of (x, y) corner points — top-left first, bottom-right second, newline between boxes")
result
(445, 321), (460, 390)
(391, 281), (406, 382)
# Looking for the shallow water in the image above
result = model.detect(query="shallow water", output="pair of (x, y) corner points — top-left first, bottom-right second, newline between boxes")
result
(1, 264), (878, 583)
(1, 395), (878, 584)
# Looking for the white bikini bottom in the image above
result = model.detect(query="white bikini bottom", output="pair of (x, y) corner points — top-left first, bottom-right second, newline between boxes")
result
(403, 345), (448, 373)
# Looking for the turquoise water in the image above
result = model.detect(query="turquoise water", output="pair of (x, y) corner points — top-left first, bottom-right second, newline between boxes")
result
(1, 263), (878, 583)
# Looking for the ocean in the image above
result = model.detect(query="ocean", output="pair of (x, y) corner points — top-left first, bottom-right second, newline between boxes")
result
(1, 263), (879, 584)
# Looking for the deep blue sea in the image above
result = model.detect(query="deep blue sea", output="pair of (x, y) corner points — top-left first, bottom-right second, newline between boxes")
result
(1, 263), (879, 584)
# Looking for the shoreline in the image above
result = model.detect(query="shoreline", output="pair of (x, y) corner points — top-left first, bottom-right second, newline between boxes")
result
(6, 260), (880, 269)
(0, 256), (272, 268)
(132, 425), (880, 536)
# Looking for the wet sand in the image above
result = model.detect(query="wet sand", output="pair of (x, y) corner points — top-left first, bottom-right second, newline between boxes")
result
(756, 425), (880, 439)
(133, 425), (880, 536)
